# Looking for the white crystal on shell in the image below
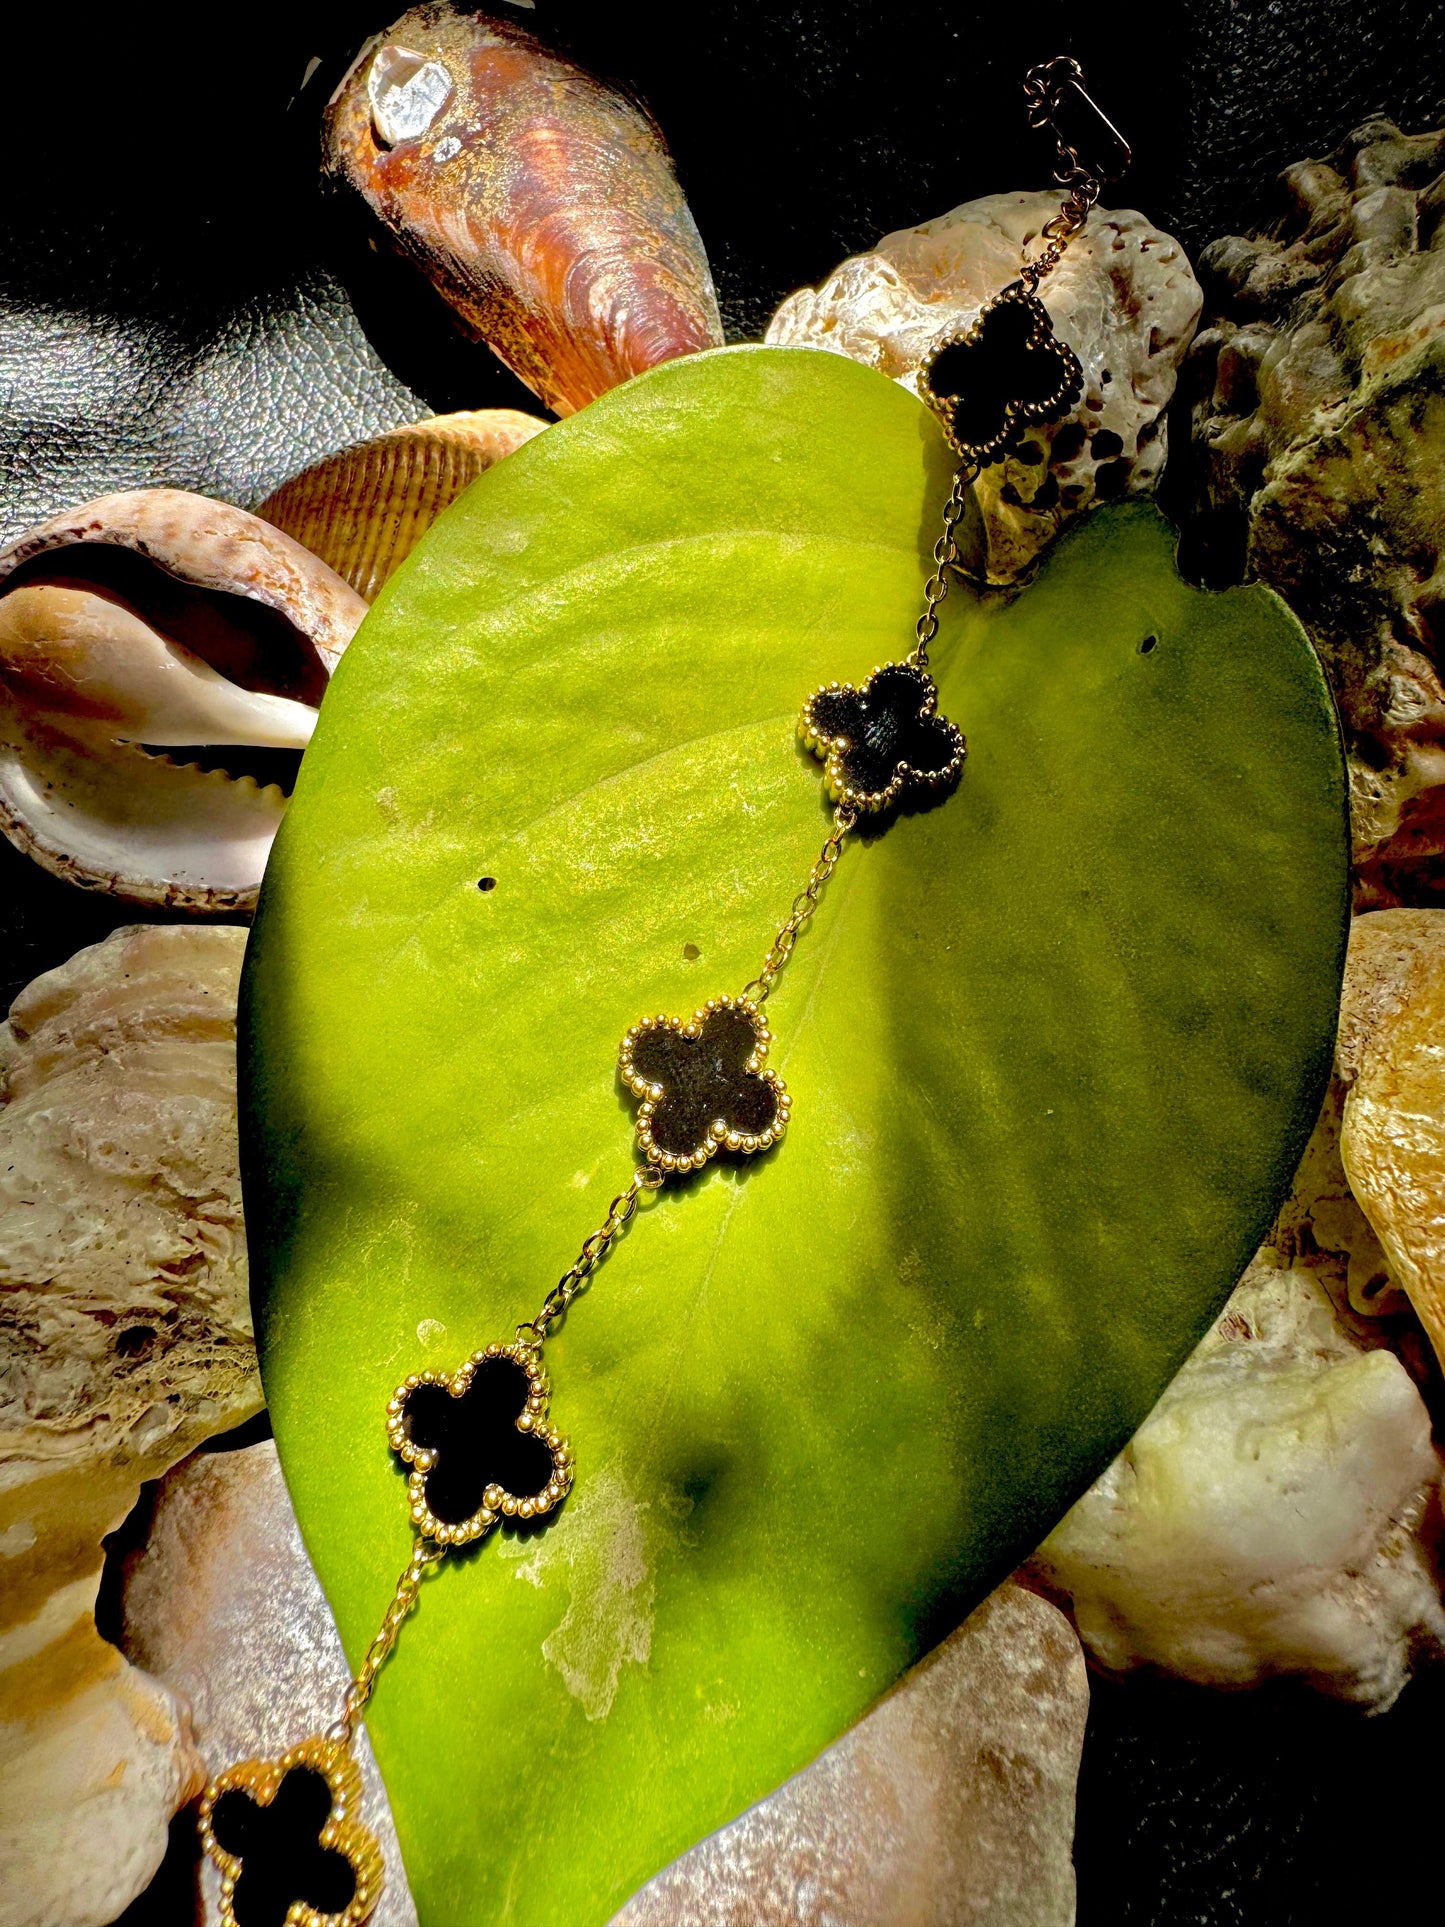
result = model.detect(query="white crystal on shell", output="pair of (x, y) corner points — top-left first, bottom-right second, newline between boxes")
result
(368, 44), (455, 147)
(766, 191), (1202, 583)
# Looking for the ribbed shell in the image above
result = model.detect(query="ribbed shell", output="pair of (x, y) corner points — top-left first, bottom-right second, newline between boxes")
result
(257, 409), (546, 602)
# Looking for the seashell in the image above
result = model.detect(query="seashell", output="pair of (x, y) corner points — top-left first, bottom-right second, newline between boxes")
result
(616, 1582), (1087, 1927)
(258, 408), (546, 601)
(766, 192), (1202, 585)
(323, 8), (724, 417)
(0, 924), (257, 1925)
(0, 489), (367, 910)
(1337, 907), (1445, 1367)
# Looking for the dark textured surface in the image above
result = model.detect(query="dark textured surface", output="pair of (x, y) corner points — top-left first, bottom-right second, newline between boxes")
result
(6, 5), (1444, 1923)
(1077, 1670), (1445, 1926)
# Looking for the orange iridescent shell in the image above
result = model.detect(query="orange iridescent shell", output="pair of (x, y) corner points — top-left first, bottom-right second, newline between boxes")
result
(324, 9), (724, 417)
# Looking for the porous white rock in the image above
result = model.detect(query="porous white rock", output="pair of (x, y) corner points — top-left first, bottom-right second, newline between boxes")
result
(0, 924), (259, 1927)
(1029, 1246), (1445, 1709)
(766, 191), (1202, 582)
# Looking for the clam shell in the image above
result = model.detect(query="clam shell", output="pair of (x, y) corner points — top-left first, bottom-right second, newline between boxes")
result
(0, 489), (366, 909)
(323, 9), (724, 416)
(257, 408), (546, 601)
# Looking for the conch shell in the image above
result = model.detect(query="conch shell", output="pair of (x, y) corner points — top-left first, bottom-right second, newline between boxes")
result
(1337, 907), (1445, 1367)
(323, 7), (724, 416)
(0, 490), (366, 911)
(258, 407), (546, 600)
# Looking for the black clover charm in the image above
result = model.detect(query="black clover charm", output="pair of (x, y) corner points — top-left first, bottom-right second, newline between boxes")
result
(388, 1343), (573, 1546)
(620, 996), (789, 1172)
(918, 286), (1083, 464)
(799, 661), (965, 813)
(201, 1739), (382, 1927)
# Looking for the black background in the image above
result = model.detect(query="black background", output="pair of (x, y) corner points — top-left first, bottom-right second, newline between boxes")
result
(7, 3), (1445, 1921)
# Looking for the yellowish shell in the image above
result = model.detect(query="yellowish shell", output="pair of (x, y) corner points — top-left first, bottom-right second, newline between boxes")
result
(257, 409), (546, 601)
(1338, 908), (1445, 1367)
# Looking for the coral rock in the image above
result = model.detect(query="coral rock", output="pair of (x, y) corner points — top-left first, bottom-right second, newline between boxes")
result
(614, 1583), (1087, 1927)
(766, 192), (1201, 583)
(1174, 118), (1445, 898)
(121, 1441), (416, 1927)
(1028, 1241), (1445, 1709)
(1338, 907), (1445, 1366)
(0, 924), (258, 1927)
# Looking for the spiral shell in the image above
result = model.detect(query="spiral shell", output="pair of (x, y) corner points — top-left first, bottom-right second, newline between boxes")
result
(258, 408), (546, 600)
(0, 490), (365, 909)
(324, 7), (724, 416)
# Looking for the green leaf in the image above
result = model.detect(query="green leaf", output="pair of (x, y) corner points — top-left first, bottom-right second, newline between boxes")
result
(244, 345), (1349, 1926)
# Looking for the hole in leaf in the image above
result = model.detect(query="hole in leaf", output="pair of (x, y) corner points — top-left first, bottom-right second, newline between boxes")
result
(682, 942), (701, 961)
(1139, 634), (1158, 655)
(477, 876), (497, 892)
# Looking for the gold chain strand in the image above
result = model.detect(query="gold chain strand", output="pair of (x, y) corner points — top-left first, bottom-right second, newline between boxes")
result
(518, 1165), (664, 1347)
(743, 803), (858, 1006)
(330, 1538), (445, 1743)
(910, 462), (979, 672)
(1019, 55), (1130, 295)
(1017, 173), (1101, 293)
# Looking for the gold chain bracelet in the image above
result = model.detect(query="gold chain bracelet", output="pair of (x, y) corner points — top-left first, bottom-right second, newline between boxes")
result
(200, 55), (1129, 1927)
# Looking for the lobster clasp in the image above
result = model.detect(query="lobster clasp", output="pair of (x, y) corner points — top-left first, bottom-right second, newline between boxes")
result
(1024, 56), (1132, 185)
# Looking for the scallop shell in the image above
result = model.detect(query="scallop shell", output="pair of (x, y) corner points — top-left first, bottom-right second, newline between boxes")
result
(0, 489), (367, 910)
(258, 408), (546, 601)
(323, 9), (724, 416)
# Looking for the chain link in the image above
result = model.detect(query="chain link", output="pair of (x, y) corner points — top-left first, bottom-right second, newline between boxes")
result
(516, 1166), (663, 1348)
(330, 1538), (445, 1742)
(1018, 56), (1128, 294)
(909, 463), (978, 672)
(742, 803), (857, 1005)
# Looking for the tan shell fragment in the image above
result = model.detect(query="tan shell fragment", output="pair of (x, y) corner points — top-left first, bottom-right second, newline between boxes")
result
(1337, 908), (1445, 1366)
(258, 408), (546, 601)
(0, 924), (259, 1927)
(0, 489), (366, 909)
